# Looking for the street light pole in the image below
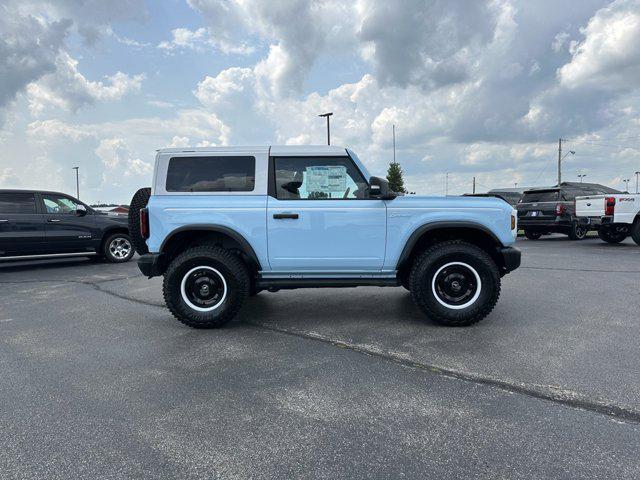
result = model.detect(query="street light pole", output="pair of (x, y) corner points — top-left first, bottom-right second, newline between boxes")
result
(623, 178), (630, 192)
(318, 112), (333, 145)
(578, 174), (587, 183)
(72, 166), (79, 199)
(635, 171), (640, 194)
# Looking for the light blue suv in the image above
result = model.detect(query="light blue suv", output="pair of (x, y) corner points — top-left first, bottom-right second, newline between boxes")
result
(132, 145), (520, 328)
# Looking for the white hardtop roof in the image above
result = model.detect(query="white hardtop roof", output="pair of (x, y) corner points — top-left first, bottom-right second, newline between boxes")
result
(157, 145), (348, 156)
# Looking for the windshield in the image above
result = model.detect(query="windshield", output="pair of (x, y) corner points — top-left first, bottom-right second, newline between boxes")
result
(521, 190), (559, 203)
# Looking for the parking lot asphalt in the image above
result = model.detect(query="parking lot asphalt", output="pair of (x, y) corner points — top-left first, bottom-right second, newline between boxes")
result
(1, 236), (639, 479)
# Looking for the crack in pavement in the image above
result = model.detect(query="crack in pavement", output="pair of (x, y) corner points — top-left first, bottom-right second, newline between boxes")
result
(3, 277), (640, 424)
(521, 266), (640, 273)
(245, 321), (640, 425)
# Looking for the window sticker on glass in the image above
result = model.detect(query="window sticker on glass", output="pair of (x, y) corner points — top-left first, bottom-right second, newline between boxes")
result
(306, 166), (347, 194)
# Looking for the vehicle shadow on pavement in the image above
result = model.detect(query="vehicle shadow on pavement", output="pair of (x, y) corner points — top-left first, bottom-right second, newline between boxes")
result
(239, 288), (444, 329)
(0, 258), (96, 273)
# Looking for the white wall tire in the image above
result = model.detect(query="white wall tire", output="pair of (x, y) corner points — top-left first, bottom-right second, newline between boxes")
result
(431, 262), (482, 310)
(180, 266), (228, 312)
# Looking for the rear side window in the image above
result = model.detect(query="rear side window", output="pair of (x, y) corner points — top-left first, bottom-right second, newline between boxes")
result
(0, 193), (36, 214)
(521, 190), (559, 203)
(166, 156), (255, 192)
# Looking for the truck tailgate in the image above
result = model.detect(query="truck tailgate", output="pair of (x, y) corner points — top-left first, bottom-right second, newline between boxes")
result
(575, 195), (605, 217)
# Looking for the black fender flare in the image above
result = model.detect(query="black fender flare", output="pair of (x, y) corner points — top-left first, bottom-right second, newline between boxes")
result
(396, 221), (503, 270)
(160, 224), (262, 270)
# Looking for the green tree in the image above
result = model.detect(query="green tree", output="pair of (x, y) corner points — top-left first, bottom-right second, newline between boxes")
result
(386, 162), (407, 193)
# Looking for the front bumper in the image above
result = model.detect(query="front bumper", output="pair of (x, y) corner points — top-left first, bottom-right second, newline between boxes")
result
(499, 246), (521, 274)
(137, 253), (166, 278)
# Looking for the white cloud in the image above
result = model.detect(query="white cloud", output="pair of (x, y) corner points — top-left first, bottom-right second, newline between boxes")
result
(26, 52), (145, 116)
(559, 0), (640, 90)
(169, 136), (190, 147)
(158, 27), (254, 55)
(95, 137), (152, 185)
(552, 31), (571, 52)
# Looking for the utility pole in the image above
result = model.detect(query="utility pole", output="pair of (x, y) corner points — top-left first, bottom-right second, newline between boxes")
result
(635, 171), (640, 194)
(472, 176), (476, 194)
(623, 178), (630, 192)
(392, 124), (396, 164)
(557, 138), (575, 186)
(72, 166), (79, 199)
(318, 112), (333, 145)
(557, 138), (562, 186)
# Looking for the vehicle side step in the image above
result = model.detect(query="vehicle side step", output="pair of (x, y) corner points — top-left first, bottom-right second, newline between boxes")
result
(255, 277), (400, 289)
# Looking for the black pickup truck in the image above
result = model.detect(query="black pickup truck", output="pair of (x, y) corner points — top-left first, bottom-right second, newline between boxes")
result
(517, 182), (620, 240)
(0, 190), (134, 263)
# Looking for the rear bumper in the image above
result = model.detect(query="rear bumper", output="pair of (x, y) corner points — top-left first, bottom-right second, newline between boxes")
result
(518, 217), (573, 230)
(499, 246), (521, 274)
(577, 215), (612, 228)
(137, 253), (165, 278)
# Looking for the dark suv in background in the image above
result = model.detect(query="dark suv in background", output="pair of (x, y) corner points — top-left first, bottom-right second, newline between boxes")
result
(0, 190), (134, 263)
(517, 182), (620, 240)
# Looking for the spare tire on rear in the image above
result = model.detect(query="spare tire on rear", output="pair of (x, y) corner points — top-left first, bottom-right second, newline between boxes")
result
(128, 187), (151, 255)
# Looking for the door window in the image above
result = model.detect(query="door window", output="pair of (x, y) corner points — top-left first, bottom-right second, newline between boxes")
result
(273, 157), (368, 200)
(0, 193), (36, 214)
(42, 194), (79, 214)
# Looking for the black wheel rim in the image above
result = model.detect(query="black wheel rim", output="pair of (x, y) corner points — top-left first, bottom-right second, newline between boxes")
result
(432, 262), (480, 308)
(181, 266), (226, 311)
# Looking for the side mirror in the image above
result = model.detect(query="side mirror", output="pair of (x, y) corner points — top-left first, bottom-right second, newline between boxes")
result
(281, 181), (302, 195)
(75, 205), (87, 216)
(369, 176), (397, 200)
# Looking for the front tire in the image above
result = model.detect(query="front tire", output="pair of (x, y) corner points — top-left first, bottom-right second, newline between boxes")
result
(163, 245), (250, 328)
(409, 241), (501, 326)
(102, 233), (135, 263)
(598, 228), (627, 244)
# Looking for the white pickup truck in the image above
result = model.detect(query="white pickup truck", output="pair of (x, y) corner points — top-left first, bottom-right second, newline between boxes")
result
(575, 193), (640, 245)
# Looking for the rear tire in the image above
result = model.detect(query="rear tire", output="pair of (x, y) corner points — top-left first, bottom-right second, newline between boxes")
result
(163, 245), (249, 328)
(598, 228), (627, 244)
(524, 230), (542, 240)
(409, 241), (501, 326)
(631, 218), (640, 246)
(568, 222), (588, 240)
(128, 187), (151, 255)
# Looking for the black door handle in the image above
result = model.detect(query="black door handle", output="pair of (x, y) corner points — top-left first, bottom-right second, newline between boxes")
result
(273, 213), (299, 219)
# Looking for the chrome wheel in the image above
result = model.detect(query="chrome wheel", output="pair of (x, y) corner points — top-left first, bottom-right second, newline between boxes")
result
(109, 237), (132, 259)
(180, 266), (228, 312)
(431, 262), (482, 310)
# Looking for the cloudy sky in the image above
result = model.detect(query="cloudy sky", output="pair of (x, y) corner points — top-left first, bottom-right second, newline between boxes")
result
(1, 0), (640, 203)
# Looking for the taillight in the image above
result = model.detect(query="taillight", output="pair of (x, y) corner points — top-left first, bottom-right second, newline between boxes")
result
(605, 197), (616, 216)
(555, 203), (566, 215)
(140, 207), (149, 239)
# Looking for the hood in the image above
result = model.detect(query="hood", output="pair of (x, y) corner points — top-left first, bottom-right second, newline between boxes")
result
(389, 194), (514, 212)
